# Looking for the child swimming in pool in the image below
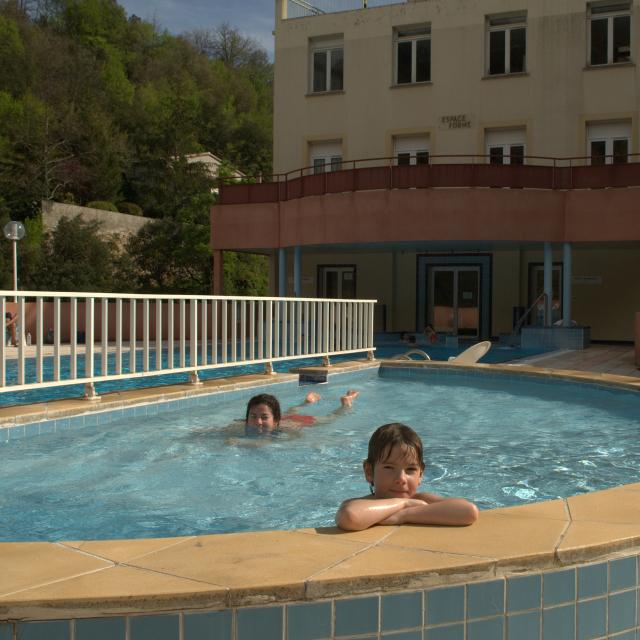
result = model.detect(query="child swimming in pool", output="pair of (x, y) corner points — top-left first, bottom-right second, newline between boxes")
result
(335, 423), (478, 530)
(224, 390), (359, 444)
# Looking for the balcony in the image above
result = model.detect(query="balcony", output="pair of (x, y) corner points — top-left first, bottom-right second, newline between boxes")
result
(219, 155), (640, 206)
(286, 0), (406, 19)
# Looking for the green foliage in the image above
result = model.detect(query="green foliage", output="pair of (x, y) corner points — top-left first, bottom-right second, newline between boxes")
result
(116, 201), (141, 216)
(86, 199), (118, 211)
(0, 2), (273, 293)
(223, 251), (268, 296)
(25, 214), (124, 291)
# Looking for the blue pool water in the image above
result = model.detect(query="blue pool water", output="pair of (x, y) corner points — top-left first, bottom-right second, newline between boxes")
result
(0, 340), (545, 407)
(1, 367), (638, 542)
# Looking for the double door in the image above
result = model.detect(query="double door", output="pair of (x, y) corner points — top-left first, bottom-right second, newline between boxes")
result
(429, 267), (480, 337)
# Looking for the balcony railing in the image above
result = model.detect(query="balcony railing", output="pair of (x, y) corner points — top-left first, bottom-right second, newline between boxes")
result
(1, 292), (376, 397)
(287, 0), (406, 19)
(218, 154), (640, 206)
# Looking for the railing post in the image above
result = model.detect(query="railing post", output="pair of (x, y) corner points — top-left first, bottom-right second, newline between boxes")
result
(83, 382), (101, 401)
(70, 297), (77, 380)
(116, 298), (122, 375)
(86, 297), (95, 380)
(101, 298), (109, 377)
(36, 296), (43, 383)
(167, 299), (174, 369)
(130, 298), (137, 374)
(53, 297), (61, 381)
(156, 299), (163, 371)
(0, 297), (5, 387)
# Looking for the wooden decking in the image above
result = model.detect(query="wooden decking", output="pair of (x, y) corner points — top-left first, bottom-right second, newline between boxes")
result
(516, 344), (639, 378)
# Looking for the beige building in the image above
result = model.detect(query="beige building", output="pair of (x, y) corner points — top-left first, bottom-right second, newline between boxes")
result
(212, 0), (640, 344)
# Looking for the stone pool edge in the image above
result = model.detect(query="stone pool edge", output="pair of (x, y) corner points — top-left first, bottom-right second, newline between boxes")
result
(1, 359), (639, 623)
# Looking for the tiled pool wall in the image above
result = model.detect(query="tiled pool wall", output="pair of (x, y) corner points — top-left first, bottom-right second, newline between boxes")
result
(1, 554), (638, 640)
(379, 362), (640, 402)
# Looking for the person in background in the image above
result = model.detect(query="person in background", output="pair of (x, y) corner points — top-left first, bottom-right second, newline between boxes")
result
(5, 312), (18, 347)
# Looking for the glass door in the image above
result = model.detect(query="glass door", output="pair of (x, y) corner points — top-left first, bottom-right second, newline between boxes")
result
(319, 266), (355, 298)
(429, 267), (480, 337)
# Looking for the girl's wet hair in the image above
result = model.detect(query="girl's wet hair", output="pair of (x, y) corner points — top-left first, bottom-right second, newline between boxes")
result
(366, 423), (425, 471)
(245, 393), (282, 424)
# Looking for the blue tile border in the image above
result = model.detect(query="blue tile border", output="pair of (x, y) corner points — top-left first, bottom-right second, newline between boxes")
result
(382, 590), (422, 631)
(335, 596), (379, 637)
(426, 585), (465, 626)
(0, 551), (639, 640)
(286, 601), (332, 640)
(467, 580), (505, 619)
(237, 606), (283, 640)
(507, 574), (541, 612)
(610, 557), (637, 592)
(543, 568), (576, 606)
(578, 563), (607, 600)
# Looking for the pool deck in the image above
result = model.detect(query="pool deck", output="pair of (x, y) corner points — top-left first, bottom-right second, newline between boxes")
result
(512, 343), (639, 379)
(1, 352), (640, 620)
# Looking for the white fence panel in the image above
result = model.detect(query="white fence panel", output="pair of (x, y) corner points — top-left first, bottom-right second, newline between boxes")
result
(0, 291), (376, 396)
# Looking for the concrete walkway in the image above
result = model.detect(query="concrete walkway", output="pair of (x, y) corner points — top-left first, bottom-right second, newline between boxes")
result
(515, 343), (639, 378)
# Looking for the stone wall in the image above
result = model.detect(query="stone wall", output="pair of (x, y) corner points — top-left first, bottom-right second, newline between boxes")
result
(42, 201), (149, 239)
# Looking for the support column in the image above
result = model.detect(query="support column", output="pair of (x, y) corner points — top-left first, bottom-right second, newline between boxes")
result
(268, 252), (278, 296)
(293, 246), (302, 297)
(562, 242), (572, 327)
(278, 248), (286, 297)
(543, 242), (553, 326)
(212, 250), (223, 295)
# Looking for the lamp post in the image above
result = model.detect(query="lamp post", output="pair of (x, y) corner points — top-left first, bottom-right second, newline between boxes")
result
(3, 221), (26, 302)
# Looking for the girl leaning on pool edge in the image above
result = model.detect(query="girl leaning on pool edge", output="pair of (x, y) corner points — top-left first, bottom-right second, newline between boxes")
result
(336, 423), (479, 531)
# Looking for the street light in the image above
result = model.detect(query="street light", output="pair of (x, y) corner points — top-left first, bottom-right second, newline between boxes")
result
(3, 221), (26, 302)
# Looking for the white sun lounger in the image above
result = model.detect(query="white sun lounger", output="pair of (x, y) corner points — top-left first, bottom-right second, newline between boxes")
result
(448, 341), (491, 364)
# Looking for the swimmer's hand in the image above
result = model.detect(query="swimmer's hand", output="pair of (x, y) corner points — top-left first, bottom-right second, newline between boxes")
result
(336, 496), (478, 530)
(335, 497), (425, 531)
(378, 498), (479, 527)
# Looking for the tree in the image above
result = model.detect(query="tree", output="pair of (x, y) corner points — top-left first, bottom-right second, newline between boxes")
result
(0, 3), (273, 293)
(185, 22), (269, 69)
(223, 252), (268, 296)
(28, 214), (124, 291)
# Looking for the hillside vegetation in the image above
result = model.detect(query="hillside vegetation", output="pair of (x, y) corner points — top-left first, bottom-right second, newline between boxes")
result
(0, 0), (271, 294)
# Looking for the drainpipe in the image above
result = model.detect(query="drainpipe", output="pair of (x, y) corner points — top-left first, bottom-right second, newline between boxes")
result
(543, 242), (553, 326)
(279, 247), (286, 297)
(562, 243), (572, 327)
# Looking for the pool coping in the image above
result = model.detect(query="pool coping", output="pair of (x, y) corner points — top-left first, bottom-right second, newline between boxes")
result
(1, 359), (640, 621)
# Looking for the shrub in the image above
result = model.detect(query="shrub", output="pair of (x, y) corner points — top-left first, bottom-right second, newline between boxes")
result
(86, 200), (119, 212)
(116, 201), (143, 216)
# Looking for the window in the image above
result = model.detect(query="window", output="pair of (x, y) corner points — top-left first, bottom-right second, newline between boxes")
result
(393, 135), (429, 165)
(309, 141), (342, 174)
(318, 265), (355, 298)
(589, 2), (631, 65)
(587, 121), (631, 164)
(311, 38), (343, 92)
(486, 14), (526, 75)
(485, 128), (526, 165)
(395, 26), (431, 84)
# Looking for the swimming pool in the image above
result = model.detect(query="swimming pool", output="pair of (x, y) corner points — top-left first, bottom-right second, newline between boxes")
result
(0, 340), (545, 407)
(2, 365), (638, 542)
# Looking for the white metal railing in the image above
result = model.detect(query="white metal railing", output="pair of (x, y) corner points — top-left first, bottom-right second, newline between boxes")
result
(0, 291), (376, 396)
(287, 0), (406, 18)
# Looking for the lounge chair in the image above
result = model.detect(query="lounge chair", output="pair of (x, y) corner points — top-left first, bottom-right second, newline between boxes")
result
(447, 341), (491, 364)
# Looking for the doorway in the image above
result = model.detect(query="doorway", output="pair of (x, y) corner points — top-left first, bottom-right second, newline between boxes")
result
(429, 267), (480, 337)
(417, 254), (491, 339)
(318, 265), (356, 298)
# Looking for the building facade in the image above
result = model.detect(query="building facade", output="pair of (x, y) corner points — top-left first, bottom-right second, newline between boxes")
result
(212, 0), (640, 342)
